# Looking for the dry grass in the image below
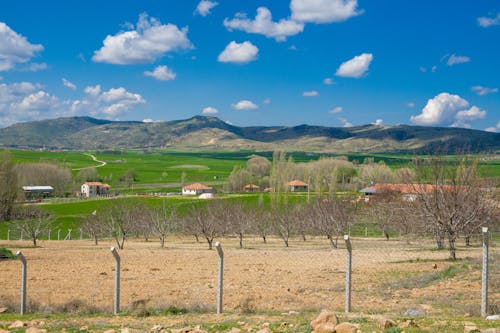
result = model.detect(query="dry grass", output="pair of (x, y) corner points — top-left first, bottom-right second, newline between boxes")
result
(0, 236), (498, 316)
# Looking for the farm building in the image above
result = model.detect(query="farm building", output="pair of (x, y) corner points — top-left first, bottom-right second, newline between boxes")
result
(288, 180), (309, 192)
(182, 183), (214, 195)
(360, 183), (440, 202)
(22, 186), (54, 200)
(243, 184), (260, 192)
(81, 182), (110, 198)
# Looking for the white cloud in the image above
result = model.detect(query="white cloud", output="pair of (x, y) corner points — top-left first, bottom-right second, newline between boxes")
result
(0, 81), (64, 127)
(263, 98), (271, 104)
(471, 85), (498, 96)
(231, 100), (258, 110)
(373, 119), (383, 126)
(144, 65), (176, 81)
(329, 106), (343, 114)
(72, 85), (145, 118)
(224, 7), (304, 42)
(195, 1), (218, 17)
(410, 92), (486, 127)
(143, 118), (154, 123)
(478, 13), (500, 27)
(335, 53), (373, 78)
(62, 78), (76, 90)
(485, 121), (500, 133)
(445, 54), (470, 66)
(218, 41), (258, 64)
(338, 117), (353, 127)
(202, 106), (219, 115)
(407, 102), (415, 108)
(92, 13), (193, 64)
(291, 0), (363, 23)
(0, 22), (44, 71)
(303, 90), (319, 97)
(323, 78), (334, 85)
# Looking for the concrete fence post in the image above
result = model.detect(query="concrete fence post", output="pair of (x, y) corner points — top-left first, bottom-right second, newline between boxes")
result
(7, 229), (10, 241)
(79, 228), (83, 240)
(481, 227), (489, 317)
(20, 230), (23, 241)
(57, 229), (61, 240)
(16, 251), (27, 315)
(344, 235), (352, 313)
(215, 242), (224, 314)
(110, 247), (121, 315)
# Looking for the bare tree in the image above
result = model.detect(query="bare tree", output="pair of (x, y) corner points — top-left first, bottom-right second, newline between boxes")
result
(184, 201), (225, 250)
(81, 210), (106, 245)
(310, 197), (354, 248)
(270, 203), (296, 247)
(101, 200), (142, 249)
(149, 202), (178, 248)
(16, 162), (72, 197)
(247, 155), (271, 178)
(412, 154), (495, 260)
(11, 206), (53, 247)
(226, 201), (253, 248)
(0, 150), (18, 221)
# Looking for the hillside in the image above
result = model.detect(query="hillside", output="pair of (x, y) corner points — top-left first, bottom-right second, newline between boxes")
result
(0, 115), (498, 153)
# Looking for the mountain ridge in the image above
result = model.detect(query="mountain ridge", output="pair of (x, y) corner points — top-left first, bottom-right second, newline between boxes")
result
(0, 116), (498, 153)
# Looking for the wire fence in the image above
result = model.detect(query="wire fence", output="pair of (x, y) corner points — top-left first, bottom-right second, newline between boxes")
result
(0, 231), (498, 317)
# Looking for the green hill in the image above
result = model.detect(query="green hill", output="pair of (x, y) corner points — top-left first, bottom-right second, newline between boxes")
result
(0, 115), (498, 153)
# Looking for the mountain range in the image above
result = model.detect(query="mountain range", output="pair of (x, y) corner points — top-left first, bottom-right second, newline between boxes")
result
(0, 116), (498, 153)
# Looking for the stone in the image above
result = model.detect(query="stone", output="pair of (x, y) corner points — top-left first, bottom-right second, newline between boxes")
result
(334, 323), (357, 333)
(255, 329), (271, 333)
(0, 307), (8, 313)
(312, 323), (336, 333)
(150, 325), (163, 332)
(103, 330), (116, 333)
(486, 315), (500, 320)
(260, 323), (270, 329)
(9, 321), (26, 329)
(377, 317), (396, 329)
(25, 328), (47, 333)
(310, 310), (339, 330)
(79, 326), (88, 331)
(405, 309), (425, 317)
(0, 329), (12, 333)
(463, 322), (479, 333)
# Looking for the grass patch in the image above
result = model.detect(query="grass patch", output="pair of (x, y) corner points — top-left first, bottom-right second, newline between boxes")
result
(0, 247), (16, 259)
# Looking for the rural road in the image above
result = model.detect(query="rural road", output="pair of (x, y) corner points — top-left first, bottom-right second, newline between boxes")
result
(72, 153), (107, 171)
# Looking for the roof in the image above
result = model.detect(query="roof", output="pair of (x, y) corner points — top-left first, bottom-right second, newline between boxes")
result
(288, 180), (309, 186)
(22, 186), (54, 191)
(244, 184), (260, 189)
(183, 183), (213, 190)
(360, 183), (440, 194)
(84, 182), (104, 186)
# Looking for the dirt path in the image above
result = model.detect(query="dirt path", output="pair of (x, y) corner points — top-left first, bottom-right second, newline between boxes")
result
(72, 153), (107, 171)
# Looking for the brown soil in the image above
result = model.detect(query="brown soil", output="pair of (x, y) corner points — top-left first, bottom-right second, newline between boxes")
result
(0, 236), (498, 317)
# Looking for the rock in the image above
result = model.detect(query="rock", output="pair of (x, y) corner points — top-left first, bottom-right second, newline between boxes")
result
(279, 322), (288, 329)
(463, 322), (479, 333)
(0, 329), (12, 333)
(377, 317), (396, 329)
(103, 330), (116, 333)
(405, 309), (425, 317)
(260, 323), (270, 329)
(486, 315), (500, 320)
(151, 325), (163, 332)
(255, 329), (271, 333)
(312, 323), (336, 333)
(9, 321), (26, 329)
(334, 323), (357, 333)
(310, 310), (339, 330)
(25, 328), (47, 333)
(229, 328), (243, 333)
(79, 326), (88, 331)
(0, 307), (8, 313)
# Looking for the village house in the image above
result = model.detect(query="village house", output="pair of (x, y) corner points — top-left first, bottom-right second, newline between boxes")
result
(81, 182), (110, 198)
(182, 183), (214, 196)
(288, 180), (309, 192)
(359, 183), (439, 202)
(243, 184), (260, 192)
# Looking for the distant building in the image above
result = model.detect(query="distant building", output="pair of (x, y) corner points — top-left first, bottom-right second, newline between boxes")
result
(359, 183), (440, 202)
(182, 183), (214, 196)
(22, 186), (54, 200)
(81, 182), (110, 198)
(243, 184), (260, 192)
(288, 180), (309, 192)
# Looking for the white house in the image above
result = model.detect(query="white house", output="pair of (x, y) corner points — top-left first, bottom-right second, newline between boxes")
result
(288, 180), (309, 192)
(81, 182), (110, 198)
(182, 183), (214, 196)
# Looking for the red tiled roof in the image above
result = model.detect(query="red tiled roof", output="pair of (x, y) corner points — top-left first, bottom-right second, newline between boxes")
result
(183, 183), (213, 190)
(84, 182), (104, 186)
(244, 184), (260, 189)
(288, 180), (309, 186)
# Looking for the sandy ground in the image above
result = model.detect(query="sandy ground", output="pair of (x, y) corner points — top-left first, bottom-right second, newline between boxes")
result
(0, 236), (498, 316)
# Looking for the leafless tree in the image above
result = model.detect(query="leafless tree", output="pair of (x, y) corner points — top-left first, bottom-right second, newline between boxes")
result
(184, 201), (225, 250)
(0, 150), (18, 221)
(81, 210), (106, 245)
(270, 202), (296, 247)
(11, 206), (54, 247)
(149, 202), (178, 248)
(309, 197), (354, 248)
(15, 162), (72, 197)
(225, 201), (252, 248)
(247, 155), (271, 178)
(412, 154), (495, 260)
(101, 200), (143, 249)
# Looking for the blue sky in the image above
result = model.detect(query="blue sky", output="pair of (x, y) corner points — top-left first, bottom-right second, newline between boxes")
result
(0, 0), (499, 131)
